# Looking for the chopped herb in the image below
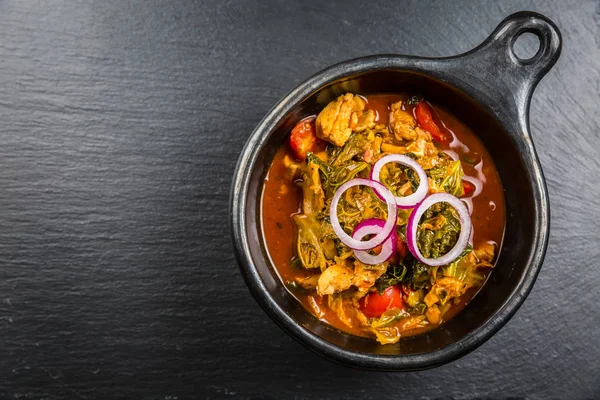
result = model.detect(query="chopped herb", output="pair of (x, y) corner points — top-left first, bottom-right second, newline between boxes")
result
(306, 151), (369, 198)
(328, 132), (371, 166)
(406, 95), (423, 105)
(427, 159), (465, 197)
(409, 261), (431, 290)
(290, 257), (304, 270)
(462, 156), (477, 166)
(409, 303), (427, 315)
(375, 263), (408, 294)
(285, 280), (312, 295)
(417, 202), (462, 259)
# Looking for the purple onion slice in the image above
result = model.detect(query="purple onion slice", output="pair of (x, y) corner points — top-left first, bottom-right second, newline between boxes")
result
(406, 193), (472, 267)
(352, 218), (398, 265)
(330, 178), (397, 251)
(370, 154), (429, 209)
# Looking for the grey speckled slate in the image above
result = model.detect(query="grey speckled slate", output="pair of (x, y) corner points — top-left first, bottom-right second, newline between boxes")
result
(0, 0), (598, 399)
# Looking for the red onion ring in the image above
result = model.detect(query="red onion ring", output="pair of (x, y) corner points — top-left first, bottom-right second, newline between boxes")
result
(352, 219), (398, 265)
(370, 154), (429, 209)
(329, 178), (397, 251)
(406, 193), (472, 266)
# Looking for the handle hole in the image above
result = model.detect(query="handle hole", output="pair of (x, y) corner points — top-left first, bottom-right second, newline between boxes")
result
(512, 32), (541, 61)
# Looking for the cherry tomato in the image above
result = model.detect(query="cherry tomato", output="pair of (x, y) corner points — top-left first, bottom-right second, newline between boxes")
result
(289, 119), (318, 160)
(359, 285), (403, 318)
(462, 180), (476, 196)
(415, 101), (447, 142)
(371, 243), (383, 254)
(396, 240), (408, 258)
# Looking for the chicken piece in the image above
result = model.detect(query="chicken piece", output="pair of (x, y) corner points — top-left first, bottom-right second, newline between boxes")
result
(405, 137), (438, 159)
(416, 126), (432, 141)
(371, 123), (394, 144)
(352, 261), (387, 292)
(317, 263), (355, 295)
(389, 101), (418, 141)
(475, 242), (496, 263)
(405, 136), (441, 170)
(315, 93), (375, 147)
(419, 156), (443, 171)
(363, 135), (382, 163)
(426, 305), (441, 324)
(354, 109), (376, 132)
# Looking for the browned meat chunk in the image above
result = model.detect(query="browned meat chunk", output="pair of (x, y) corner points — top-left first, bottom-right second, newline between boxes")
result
(316, 93), (375, 146)
(317, 263), (355, 295)
(354, 108), (376, 132)
(389, 101), (418, 141)
(475, 242), (496, 263)
(416, 126), (432, 141)
(406, 136), (441, 169)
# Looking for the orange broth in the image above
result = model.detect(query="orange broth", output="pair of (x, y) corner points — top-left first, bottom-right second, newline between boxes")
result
(261, 94), (505, 339)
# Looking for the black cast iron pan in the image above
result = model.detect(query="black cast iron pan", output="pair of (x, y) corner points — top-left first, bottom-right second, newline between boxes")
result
(230, 11), (561, 371)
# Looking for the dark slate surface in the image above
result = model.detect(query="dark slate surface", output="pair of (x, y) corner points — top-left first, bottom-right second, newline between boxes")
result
(0, 0), (598, 399)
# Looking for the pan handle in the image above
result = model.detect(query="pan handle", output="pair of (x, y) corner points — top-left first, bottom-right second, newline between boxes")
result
(440, 11), (562, 125)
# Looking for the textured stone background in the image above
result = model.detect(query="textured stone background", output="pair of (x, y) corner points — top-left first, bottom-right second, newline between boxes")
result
(0, 0), (598, 398)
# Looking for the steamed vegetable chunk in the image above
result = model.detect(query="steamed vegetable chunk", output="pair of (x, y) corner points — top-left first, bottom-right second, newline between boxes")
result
(261, 92), (505, 345)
